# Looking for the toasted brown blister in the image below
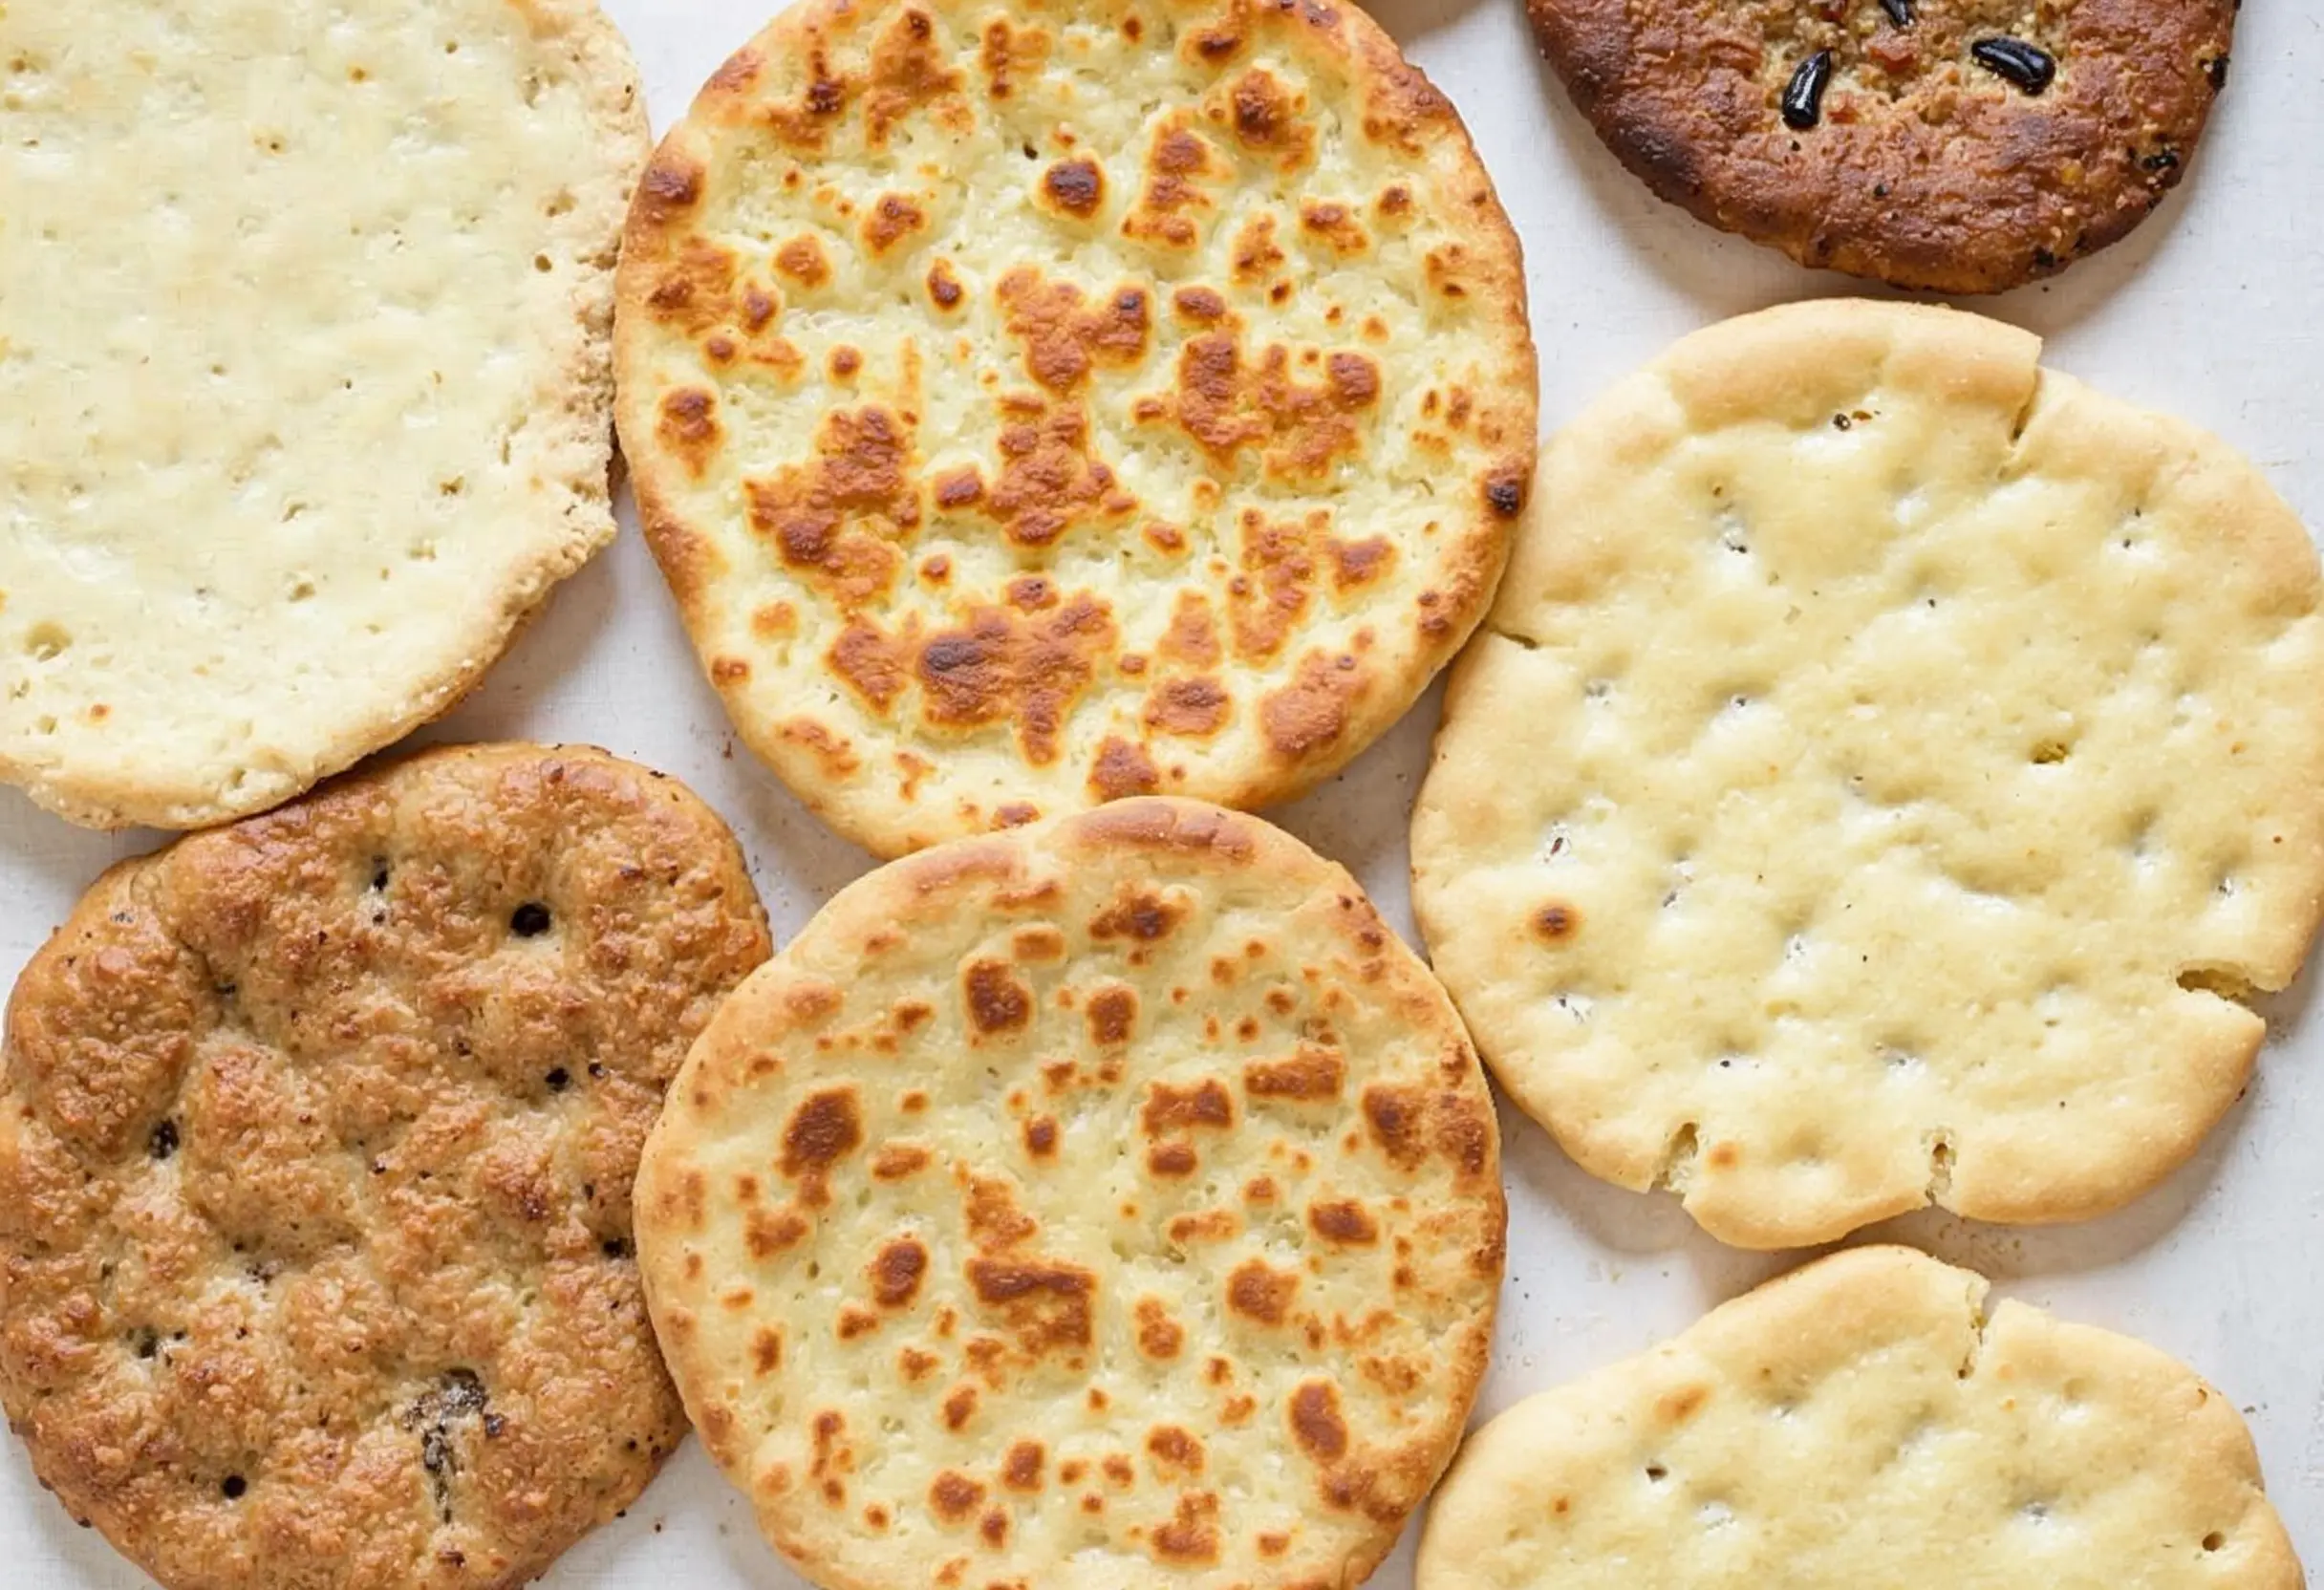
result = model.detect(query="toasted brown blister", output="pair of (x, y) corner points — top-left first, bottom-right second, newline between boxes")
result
(0, 744), (772, 1590)
(615, 0), (1538, 856)
(636, 798), (1506, 1590)
(1529, 0), (2236, 292)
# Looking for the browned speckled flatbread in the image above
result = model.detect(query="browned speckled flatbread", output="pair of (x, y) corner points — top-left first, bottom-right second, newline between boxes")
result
(636, 799), (1505, 1589)
(615, 0), (1537, 856)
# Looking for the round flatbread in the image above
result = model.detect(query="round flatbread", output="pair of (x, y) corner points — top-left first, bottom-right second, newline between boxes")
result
(0, 744), (772, 1589)
(1412, 299), (2324, 1249)
(614, 0), (1536, 857)
(0, 2), (648, 829)
(1527, 0), (2236, 293)
(1417, 1246), (2300, 1589)
(635, 798), (1505, 1589)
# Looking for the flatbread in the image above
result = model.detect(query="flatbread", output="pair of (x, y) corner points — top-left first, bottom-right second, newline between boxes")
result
(1411, 299), (2324, 1248)
(614, 0), (1537, 856)
(1417, 1245), (2301, 1589)
(1525, 0), (2236, 293)
(0, 744), (772, 1588)
(0, 1), (648, 829)
(635, 798), (1505, 1589)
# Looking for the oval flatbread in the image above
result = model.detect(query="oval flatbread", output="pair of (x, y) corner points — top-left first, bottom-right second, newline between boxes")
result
(614, 0), (1536, 856)
(0, 2), (648, 828)
(1418, 1246), (2300, 1588)
(0, 744), (772, 1589)
(1412, 299), (2324, 1248)
(635, 798), (1505, 1588)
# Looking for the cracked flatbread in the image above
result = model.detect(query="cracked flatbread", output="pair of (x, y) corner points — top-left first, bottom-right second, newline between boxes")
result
(1412, 298), (2324, 1248)
(1418, 1245), (2300, 1589)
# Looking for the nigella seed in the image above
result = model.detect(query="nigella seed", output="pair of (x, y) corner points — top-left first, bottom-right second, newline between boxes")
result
(509, 901), (551, 937)
(1970, 37), (2055, 95)
(1781, 50), (1834, 130)
(1879, 0), (1913, 26)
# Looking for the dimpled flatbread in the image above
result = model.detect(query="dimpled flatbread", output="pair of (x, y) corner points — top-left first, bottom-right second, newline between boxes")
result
(635, 799), (1505, 1589)
(1413, 299), (2324, 1248)
(0, 0), (646, 829)
(1418, 1246), (2301, 1589)
(0, 745), (771, 1589)
(614, 0), (1537, 856)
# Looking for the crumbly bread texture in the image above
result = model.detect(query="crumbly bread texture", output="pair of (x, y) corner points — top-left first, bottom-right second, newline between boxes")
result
(1528, 0), (2236, 293)
(1412, 299), (2324, 1249)
(615, 0), (1536, 856)
(636, 798), (1506, 1589)
(0, 744), (772, 1589)
(0, 2), (648, 829)
(1417, 1245), (2302, 1589)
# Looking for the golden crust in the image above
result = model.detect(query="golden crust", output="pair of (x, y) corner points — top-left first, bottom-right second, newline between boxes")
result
(1418, 1246), (2303, 1588)
(0, 744), (772, 1589)
(615, 0), (1536, 856)
(636, 797), (1505, 1588)
(1413, 299), (2324, 1247)
(0, 0), (650, 829)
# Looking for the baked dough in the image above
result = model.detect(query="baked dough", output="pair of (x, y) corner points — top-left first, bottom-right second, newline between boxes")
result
(1413, 299), (2324, 1247)
(1418, 1245), (2300, 1589)
(0, 1), (647, 827)
(0, 744), (771, 1588)
(615, 0), (1536, 855)
(636, 798), (1505, 1588)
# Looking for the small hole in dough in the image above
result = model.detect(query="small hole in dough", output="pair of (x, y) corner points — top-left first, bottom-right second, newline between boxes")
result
(2203, 1533), (2227, 1553)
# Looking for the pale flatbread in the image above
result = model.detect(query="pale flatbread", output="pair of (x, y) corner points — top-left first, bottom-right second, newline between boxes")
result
(1412, 299), (2324, 1248)
(1417, 1245), (2301, 1589)
(635, 798), (1506, 1589)
(614, 0), (1537, 857)
(0, 1), (648, 828)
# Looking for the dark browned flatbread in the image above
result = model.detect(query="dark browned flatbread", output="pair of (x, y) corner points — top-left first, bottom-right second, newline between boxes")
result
(1529, 0), (2236, 293)
(0, 744), (771, 1589)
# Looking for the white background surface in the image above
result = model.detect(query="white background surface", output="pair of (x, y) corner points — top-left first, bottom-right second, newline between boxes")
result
(9, 0), (2324, 1584)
